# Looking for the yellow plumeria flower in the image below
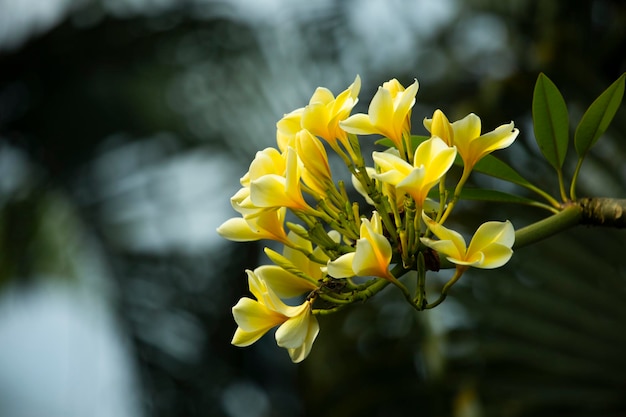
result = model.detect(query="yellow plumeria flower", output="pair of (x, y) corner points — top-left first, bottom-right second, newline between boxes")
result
(216, 207), (289, 244)
(229, 186), (260, 218)
(276, 108), (304, 152)
(281, 231), (338, 281)
(229, 147), (288, 220)
(242, 147), (286, 187)
(276, 76), (360, 154)
(326, 211), (398, 284)
(301, 75), (361, 151)
(423, 110), (519, 171)
(250, 147), (313, 213)
(420, 212), (515, 270)
(251, 264), (318, 302)
(231, 269), (319, 363)
(295, 129), (332, 197)
(258, 230), (338, 298)
(340, 78), (419, 156)
(372, 137), (457, 209)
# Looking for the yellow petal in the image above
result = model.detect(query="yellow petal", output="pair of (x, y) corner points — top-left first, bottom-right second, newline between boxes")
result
(282, 232), (327, 281)
(396, 166), (428, 204)
(452, 113), (482, 141)
(250, 150), (309, 210)
(287, 315), (320, 363)
(424, 109), (454, 146)
(391, 79), (418, 137)
(372, 150), (412, 175)
(231, 297), (285, 346)
(249, 148), (285, 180)
(421, 212), (467, 258)
(413, 137), (456, 172)
(476, 243), (512, 268)
(466, 123), (519, 167)
(340, 113), (376, 135)
(301, 102), (331, 140)
(331, 75), (361, 116)
(216, 217), (264, 242)
(295, 130), (331, 195)
(326, 252), (356, 278)
(231, 327), (270, 347)
(466, 220), (514, 268)
(253, 207), (289, 243)
(275, 303), (311, 349)
(352, 237), (391, 278)
(249, 174), (290, 207)
(368, 85), (394, 132)
(420, 237), (467, 265)
(397, 137), (456, 205)
(276, 108), (303, 151)
(309, 86), (335, 105)
(255, 265), (317, 299)
(230, 187), (255, 216)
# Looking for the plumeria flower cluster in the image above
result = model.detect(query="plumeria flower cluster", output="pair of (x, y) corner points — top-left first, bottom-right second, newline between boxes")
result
(217, 75), (519, 362)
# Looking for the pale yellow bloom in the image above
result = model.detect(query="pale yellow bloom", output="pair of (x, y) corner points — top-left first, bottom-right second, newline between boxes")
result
(424, 110), (519, 170)
(327, 212), (397, 283)
(372, 137), (457, 208)
(281, 231), (338, 281)
(231, 269), (319, 363)
(295, 129), (332, 197)
(229, 186), (259, 217)
(340, 78), (418, 153)
(243, 147), (286, 187)
(251, 264), (318, 302)
(231, 147), (287, 219)
(420, 212), (515, 269)
(257, 231), (335, 299)
(276, 108), (304, 152)
(216, 207), (289, 244)
(301, 75), (361, 150)
(250, 147), (312, 212)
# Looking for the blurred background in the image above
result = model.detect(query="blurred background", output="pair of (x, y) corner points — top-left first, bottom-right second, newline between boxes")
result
(1, 0), (625, 416)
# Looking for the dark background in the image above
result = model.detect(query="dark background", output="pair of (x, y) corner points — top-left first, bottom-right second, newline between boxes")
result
(1, 1), (625, 416)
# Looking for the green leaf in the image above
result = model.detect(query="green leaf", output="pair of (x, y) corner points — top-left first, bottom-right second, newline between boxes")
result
(532, 73), (570, 171)
(574, 73), (625, 157)
(469, 155), (534, 188)
(456, 188), (538, 205)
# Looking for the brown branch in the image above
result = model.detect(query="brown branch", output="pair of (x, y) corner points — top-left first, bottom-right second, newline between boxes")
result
(578, 198), (626, 228)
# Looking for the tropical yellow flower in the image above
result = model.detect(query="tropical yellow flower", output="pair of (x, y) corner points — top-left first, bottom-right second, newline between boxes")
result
(216, 207), (289, 244)
(230, 147), (287, 219)
(424, 110), (519, 171)
(257, 231), (336, 299)
(243, 147), (286, 187)
(276, 108), (304, 152)
(251, 264), (318, 301)
(301, 75), (361, 150)
(372, 137), (457, 209)
(231, 269), (319, 363)
(326, 212), (397, 283)
(250, 147), (312, 212)
(281, 231), (338, 281)
(340, 78), (419, 155)
(420, 212), (515, 269)
(229, 186), (259, 217)
(295, 129), (332, 197)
